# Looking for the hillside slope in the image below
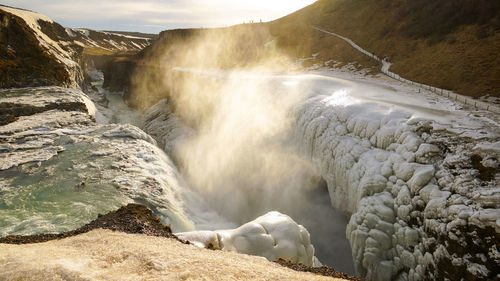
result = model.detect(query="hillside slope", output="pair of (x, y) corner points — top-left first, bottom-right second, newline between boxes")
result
(270, 0), (500, 98)
(0, 5), (83, 88)
(0, 5), (155, 89)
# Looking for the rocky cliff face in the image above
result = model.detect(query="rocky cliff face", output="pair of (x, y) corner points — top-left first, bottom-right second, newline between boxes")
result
(67, 28), (154, 53)
(0, 6), (82, 88)
(0, 5), (154, 90)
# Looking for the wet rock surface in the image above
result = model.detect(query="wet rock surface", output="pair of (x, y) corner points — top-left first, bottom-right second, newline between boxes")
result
(0, 87), (92, 125)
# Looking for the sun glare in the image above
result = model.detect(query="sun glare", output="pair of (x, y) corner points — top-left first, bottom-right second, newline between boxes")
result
(195, 0), (317, 22)
(232, 0), (316, 14)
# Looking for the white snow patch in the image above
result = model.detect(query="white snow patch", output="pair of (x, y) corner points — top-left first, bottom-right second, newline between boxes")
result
(176, 211), (315, 266)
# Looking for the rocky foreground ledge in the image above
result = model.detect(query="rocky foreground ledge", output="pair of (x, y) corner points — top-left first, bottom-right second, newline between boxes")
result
(0, 204), (360, 281)
(0, 203), (176, 244)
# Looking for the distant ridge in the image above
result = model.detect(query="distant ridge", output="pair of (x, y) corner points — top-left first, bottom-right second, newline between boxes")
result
(102, 30), (159, 40)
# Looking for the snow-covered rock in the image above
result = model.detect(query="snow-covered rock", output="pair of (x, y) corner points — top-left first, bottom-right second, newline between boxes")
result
(176, 211), (315, 266)
(68, 28), (153, 53)
(0, 229), (335, 281)
(291, 79), (500, 280)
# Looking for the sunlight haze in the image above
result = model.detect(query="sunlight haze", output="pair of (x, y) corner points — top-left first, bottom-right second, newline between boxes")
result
(1, 0), (316, 33)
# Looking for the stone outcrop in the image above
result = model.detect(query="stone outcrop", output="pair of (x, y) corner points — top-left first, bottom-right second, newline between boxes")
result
(0, 6), (81, 88)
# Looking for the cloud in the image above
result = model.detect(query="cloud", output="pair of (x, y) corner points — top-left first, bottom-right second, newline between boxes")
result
(1, 0), (315, 33)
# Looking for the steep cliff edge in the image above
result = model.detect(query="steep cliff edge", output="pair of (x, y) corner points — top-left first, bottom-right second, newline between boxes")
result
(0, 5), (83, 88)
(0, 5), (155, 90)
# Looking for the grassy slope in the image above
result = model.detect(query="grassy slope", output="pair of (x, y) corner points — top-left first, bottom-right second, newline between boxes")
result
(269, 0), (500, 98)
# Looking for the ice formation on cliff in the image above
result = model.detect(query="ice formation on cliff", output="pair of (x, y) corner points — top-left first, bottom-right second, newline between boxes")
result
(290, 74), (499, 280)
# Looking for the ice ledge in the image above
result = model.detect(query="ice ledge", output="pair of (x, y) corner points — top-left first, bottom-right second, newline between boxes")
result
(176, 211), (316, 267)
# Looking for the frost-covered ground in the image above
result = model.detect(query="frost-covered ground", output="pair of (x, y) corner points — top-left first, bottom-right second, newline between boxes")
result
(143, 66), (499, 280)
(0, 229), (340, 281)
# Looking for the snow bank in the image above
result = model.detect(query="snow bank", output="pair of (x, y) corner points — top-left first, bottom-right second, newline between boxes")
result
(0, 229), (339, 281)
(176, 211), (315, 266)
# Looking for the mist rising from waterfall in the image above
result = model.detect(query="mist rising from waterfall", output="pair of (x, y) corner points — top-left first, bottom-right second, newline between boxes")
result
(131, 25), (354, 273)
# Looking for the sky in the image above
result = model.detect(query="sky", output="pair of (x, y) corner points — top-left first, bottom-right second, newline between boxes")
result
(2, 0), (316, 34)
